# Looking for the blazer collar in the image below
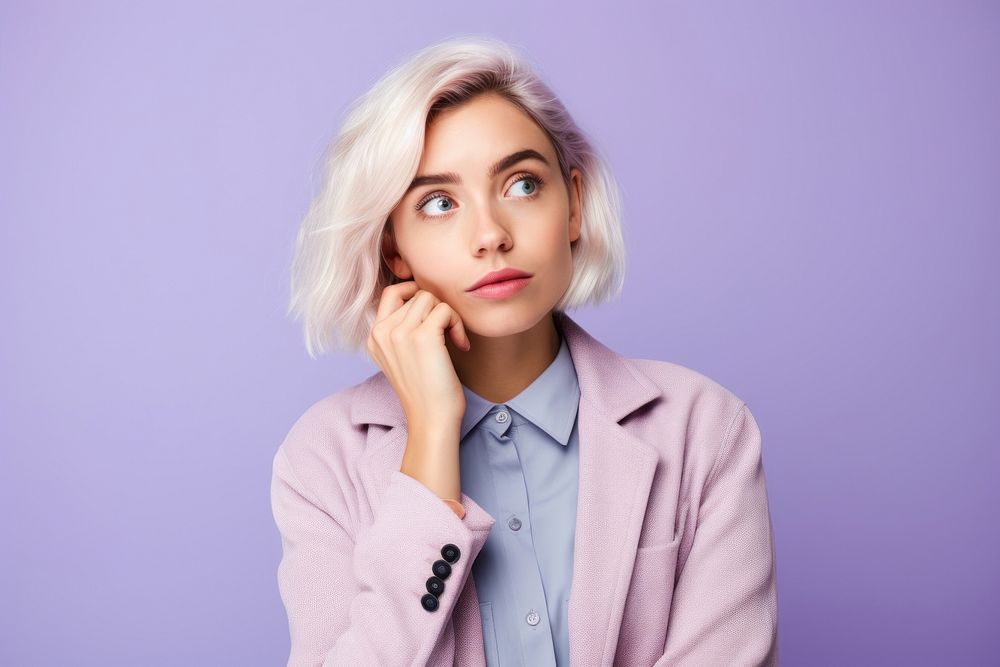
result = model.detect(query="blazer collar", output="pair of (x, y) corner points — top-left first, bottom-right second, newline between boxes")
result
(350, 311), (666, 665)
(350, 311), (661, 429)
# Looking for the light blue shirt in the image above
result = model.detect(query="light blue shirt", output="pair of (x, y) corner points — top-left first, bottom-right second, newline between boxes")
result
(458, 332), (581, 667)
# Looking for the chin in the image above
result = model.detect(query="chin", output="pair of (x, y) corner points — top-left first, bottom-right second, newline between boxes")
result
(461, 304), (553, 339)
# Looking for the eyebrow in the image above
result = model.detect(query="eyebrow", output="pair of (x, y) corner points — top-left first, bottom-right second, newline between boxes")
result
(405, 148), (551, 196)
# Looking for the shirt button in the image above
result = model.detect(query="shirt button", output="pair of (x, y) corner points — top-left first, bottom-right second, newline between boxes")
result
(508, 516), (522, 531)
(526, 609), (541, 626)
(495, 411), (509, 423)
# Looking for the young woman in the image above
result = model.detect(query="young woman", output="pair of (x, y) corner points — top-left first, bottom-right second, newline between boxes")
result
(271, 36), (778, 667)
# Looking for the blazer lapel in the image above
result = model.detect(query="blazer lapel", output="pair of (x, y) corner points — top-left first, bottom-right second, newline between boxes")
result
(349, 312), (663, 666)
(556, 313), (663, 666)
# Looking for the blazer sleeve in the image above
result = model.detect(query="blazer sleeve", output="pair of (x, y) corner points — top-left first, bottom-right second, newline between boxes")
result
(271, 436), (496, 666)
(656, 403), (779, 666)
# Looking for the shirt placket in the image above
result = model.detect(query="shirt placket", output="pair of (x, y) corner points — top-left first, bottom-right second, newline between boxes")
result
(481, 404), (558, 666)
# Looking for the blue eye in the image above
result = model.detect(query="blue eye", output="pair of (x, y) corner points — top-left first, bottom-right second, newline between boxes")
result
(416, 195), (455, 216)
(413, 172), (546, 220)
(509, 175), (540, 197)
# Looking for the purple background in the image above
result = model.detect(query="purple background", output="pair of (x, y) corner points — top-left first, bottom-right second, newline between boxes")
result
(3, 1), (998, 664)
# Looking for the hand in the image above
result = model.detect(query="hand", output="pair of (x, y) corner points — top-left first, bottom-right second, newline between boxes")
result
(367, 281), (471, 432)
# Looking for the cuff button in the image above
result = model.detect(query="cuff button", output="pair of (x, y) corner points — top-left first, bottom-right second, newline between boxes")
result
(432, 559), (452, 580)
(421, 593), (439, 612)
(441, 543), (461, 563)
(426, 575), (445, 596)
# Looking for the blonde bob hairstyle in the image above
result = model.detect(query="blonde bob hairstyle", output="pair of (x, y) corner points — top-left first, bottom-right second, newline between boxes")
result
(288, 35), (627, 359)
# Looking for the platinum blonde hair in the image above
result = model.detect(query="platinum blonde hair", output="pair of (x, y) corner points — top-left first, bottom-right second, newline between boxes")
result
(288, 35), (627, 358)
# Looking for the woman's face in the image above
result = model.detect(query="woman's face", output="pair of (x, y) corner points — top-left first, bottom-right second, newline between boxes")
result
(385, 92), (583, 338)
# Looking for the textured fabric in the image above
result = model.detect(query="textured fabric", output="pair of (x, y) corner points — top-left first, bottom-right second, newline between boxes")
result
(270, 311), (779, 666)
(458, 332), (580, 667)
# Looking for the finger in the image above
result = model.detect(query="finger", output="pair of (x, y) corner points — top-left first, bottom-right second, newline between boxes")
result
(449, 308), (471, 351)
(374, 280), (419, 324)
(400, 290), (439, 331)
(370, 283), (421, 370)
(423, 301), (470, 351)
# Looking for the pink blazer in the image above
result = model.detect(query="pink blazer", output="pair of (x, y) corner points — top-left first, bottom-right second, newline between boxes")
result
(271, 313), (779, 666)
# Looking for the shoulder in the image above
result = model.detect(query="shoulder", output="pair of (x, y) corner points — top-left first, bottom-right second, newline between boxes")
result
(619, 356), (754, 469)
(628, 356), (747, 413)
(273, 374), (378, 487)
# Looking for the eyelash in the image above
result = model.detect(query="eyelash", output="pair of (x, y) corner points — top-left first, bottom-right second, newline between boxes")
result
(413, 171), (546, 219)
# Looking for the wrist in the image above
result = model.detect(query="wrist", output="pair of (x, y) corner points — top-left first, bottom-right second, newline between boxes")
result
(442, 497), (465, 519)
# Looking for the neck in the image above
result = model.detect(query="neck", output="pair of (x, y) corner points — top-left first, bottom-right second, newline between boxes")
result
(447, 311), (562, 404)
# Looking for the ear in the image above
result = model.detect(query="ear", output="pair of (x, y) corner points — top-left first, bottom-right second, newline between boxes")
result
(568, 167), (583, 243)
(381, 227), (413, 280)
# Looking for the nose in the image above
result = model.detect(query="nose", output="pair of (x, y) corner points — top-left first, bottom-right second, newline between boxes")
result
(470, 202), (513, 255)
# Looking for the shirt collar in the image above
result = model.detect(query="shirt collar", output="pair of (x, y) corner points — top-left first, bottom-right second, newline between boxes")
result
(459, 332), (580, 446)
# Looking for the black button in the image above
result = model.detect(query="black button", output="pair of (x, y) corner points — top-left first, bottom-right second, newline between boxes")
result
(426, 575), (445, 596)
(441, 543), (461, 563)
(421, 593), (439, 612)
(432, 559), (452, 580)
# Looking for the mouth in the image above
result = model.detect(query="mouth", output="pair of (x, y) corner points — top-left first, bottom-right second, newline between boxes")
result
(467, 267), (533, 292)
(467, 276), (532, 299)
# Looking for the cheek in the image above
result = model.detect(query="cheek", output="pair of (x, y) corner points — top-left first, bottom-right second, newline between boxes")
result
(538, 221), (574, 263)
(401, 236), (442, 272)
(537, 200), (573, 246)
(406, 253), (458, 297)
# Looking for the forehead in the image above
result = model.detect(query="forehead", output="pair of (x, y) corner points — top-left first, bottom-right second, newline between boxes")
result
(419, 93), (553, 170)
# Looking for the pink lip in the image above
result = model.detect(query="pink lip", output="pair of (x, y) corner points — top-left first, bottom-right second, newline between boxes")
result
(467, 267), (533, 291)
(467, 276), (531, 299)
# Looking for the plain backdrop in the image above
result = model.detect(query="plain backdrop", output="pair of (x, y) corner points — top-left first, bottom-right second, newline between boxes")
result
(2, 1), (998, 665)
